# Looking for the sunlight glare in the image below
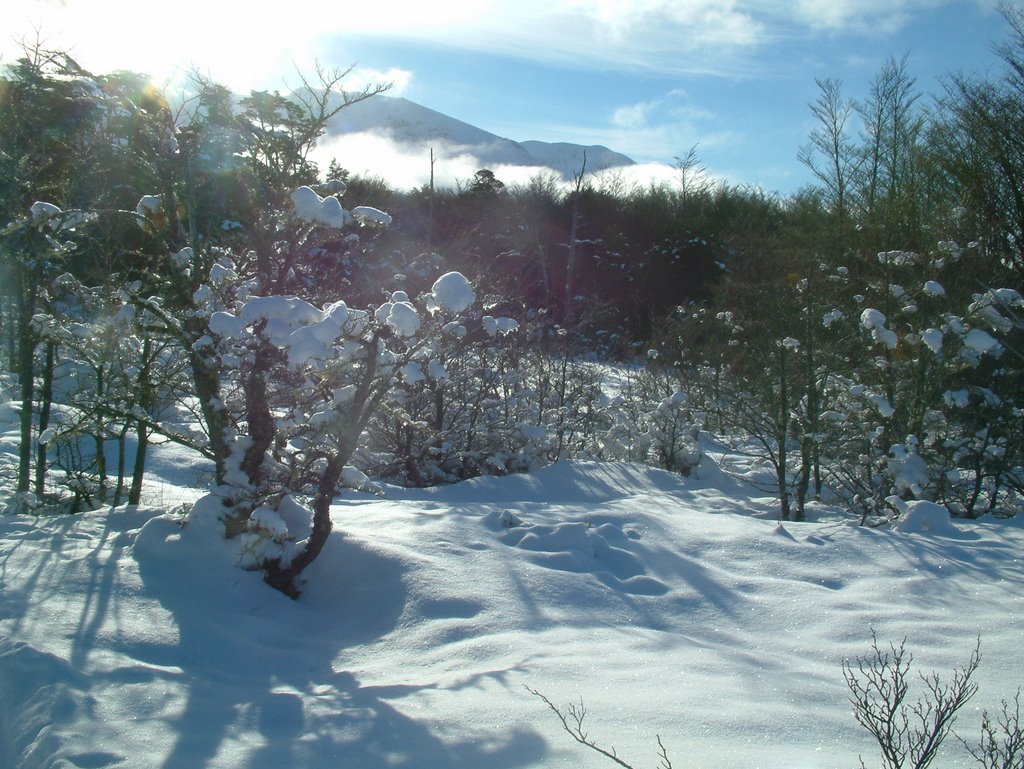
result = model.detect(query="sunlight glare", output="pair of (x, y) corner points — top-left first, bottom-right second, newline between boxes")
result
(3, 0), (415, 93)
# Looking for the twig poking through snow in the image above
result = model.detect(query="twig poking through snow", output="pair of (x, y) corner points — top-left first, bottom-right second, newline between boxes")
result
(525, 685), (672, 769)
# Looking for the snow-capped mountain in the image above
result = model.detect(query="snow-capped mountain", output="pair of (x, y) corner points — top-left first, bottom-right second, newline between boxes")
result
(324, 94), (635, 179)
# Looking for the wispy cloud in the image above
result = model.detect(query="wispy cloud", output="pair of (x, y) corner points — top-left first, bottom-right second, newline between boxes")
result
(611, 100), (661, 130)
(578, 90), (731, 161)
(784, 0), (962, 34)
(5, 0), (976, 92)
(309, 130), (687, 193)
(350, 0), (768, 77)
(4, 0), (772, 86)
(549, 0), (764, 52)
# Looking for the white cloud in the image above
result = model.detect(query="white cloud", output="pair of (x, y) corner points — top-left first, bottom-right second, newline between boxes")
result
(309, 131), (546, 190)
(307, 130), (706, 194)
(788, 0), (945, 34)
(611, 100), (659, 130)
(347, 67), (413, 97)
(308, 128), (741, 198)
(592, 120), (743, 170)
(556, 0), (762, 48)
(588, 90), (727, 163)
(592, 162), (698, 191)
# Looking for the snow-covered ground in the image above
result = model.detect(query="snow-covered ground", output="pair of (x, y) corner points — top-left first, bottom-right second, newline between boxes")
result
(1, 420), (1022, 769)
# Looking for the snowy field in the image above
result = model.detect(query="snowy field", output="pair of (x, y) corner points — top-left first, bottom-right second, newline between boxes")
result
(1, 419), (1022, 769)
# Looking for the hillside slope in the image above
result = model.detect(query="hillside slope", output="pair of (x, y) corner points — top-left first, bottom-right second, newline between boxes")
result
(324, 94), (635, 178)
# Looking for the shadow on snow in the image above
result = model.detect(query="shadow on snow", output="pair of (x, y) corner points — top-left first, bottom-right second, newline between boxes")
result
(133, 514), (546, 769)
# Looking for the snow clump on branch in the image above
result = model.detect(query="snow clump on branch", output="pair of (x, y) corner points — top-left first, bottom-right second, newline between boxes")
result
(352, 206), (392, 226)
(860, 308), (898, 349)
(429, 272), (477, 314)
(290, 186), (351, 228)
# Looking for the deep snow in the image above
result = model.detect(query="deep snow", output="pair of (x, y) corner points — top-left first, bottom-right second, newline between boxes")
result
(1, 428), (1022, 769)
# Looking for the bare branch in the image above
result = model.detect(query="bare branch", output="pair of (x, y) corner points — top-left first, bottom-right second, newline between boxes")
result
(960, 688), (1024, 769)
(845, 631), (981, 769)
(656, 735), (674, 769)
(525, 686), (639, 769)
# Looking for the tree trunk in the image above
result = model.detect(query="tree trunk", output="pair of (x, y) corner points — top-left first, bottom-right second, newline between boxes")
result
(128, 336), (154, 507)
(16, 265), (37, 494)
(94, 365), (108, 502)
(263, 454), (342, 599)
(128, 421), (148, 507)
(564, 154), (586, 323)
(263, 341), (386, 598)
(3, 293), (15, 374)
(33, 340), (54, 497)
(777, 345), (792, 521)
(795, 438), (811, 522)
(188, 346), (229, 486)
(239, 335), (276, 489)
(113, 422), (129, 506)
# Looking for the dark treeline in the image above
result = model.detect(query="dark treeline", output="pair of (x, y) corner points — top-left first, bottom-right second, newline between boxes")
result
(338, 165), (764, 343)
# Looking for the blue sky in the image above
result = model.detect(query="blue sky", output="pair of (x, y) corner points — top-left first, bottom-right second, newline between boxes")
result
(3, 0), (1017, 194)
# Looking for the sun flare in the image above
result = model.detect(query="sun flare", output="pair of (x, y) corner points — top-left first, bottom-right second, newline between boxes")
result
(4, 0), (343, 93)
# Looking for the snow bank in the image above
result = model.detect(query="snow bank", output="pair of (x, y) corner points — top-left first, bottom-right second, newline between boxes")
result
(0, 457), (1020, 769)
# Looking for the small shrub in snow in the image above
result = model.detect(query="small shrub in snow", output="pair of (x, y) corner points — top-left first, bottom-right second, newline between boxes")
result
(890, 500), (961, 536)
(845, 632), (980, 769)
(363, 310), (622, 486)
(2, 492), (43, 516)
(600, 364), (702, 476)
(532, 634), (1015, 769)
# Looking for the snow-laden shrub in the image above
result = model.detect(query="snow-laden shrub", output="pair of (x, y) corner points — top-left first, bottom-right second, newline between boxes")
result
(599, 365), (702, 476)
(804, 245), (1023, 519)
(143, 176), (522, 595)
(653, 241), (1022, 521)
(24, 274), (192, 510)
(362, 311), (616, 485)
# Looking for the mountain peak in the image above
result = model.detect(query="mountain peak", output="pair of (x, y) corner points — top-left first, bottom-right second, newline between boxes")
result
(323, 94), (635, 180)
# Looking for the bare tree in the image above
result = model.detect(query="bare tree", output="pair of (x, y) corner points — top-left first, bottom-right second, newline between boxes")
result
(855, 54), (926, 243)
(674, 144), (710, 207)
(845, 631), (980, 769)
(936, 3), (1024, 274)
(564, 152), (587, 321)
(799, 78), (859, 224)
